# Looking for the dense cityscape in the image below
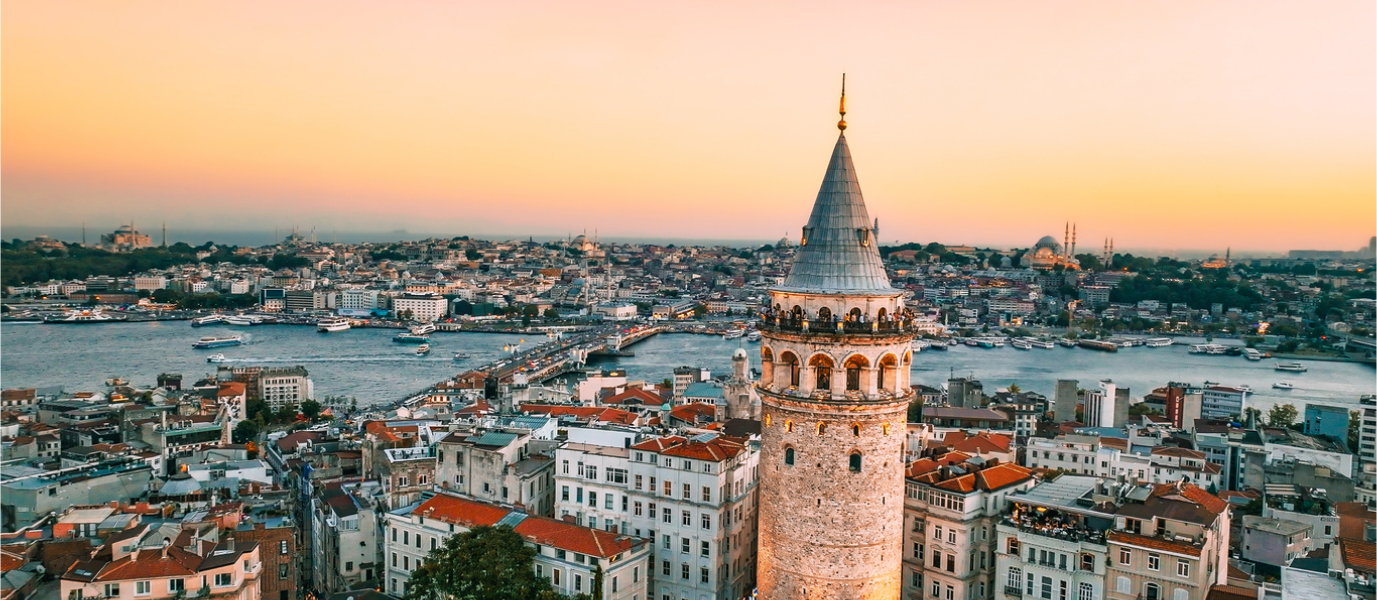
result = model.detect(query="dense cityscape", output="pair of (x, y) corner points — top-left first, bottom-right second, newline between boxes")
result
(4, 3), (1375, 600)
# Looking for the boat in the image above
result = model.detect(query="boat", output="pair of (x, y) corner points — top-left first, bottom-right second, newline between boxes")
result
(190, 315), (224, 327)
(1144, 338), (1173, 347)
(745, 331), (762, 342)
(317, 317), (351, 333)
(1243, 348), (1263, 361)
(410, 323), (437, 335)
(1058, 338), (1078, 348)
(1239, 385), (1254, 394)
(416, 344), (432, 356)
(105, 377), (128, 387)
(1078, 339), (1120, 353)
(1029, 339), (1056, 349)
(1273, 382), (1294, 390)
(393, 333), (430, 344)
(1189, 343), (1230, 355)
(452, 351), (471, 360)
(911, 339), (931, 352)
(723, 329), (746, 340)
(192, 335), (244, 349)
(206, 353), (227, 363)
(224, 315), (263, 326)
(1012, 339), (1033, 350)
(928, 340), (948, 351)
(45, 310), (125, 324)
(1275, 362), (1308, 372)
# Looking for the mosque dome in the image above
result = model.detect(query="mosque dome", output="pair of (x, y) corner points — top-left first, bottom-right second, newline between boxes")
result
(1034, 236), (1062, 252)
(776, 236), (791, 248)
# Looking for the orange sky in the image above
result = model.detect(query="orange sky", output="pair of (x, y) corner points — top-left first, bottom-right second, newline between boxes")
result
(3, 1), (1373, 252)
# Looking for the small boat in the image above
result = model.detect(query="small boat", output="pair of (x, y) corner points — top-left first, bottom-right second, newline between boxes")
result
(1144, 338), (1173, 347)
(1275, 362), (1308, 372)
(1012, 339), (1033, 350)
(723, 329), (746, 340)
(911, 339), (931, 352)
(928, 340), (948, 351)
(190, 315), (224, 327)
(1273, 382), (1294, 390)
(416, 344), (432, 356)
(192, 335), (244, 349)
(1029, 339), (1056, 349)
(746, 331), (762, 342)
(1189, 343), (1230, 355)
(1239, 385), (1254, 394)
(410, 323), (437, 335)
(206, 353), (227, 363)
(1078, 339), (1120, 353)
(452, 351), (470, 360)
(318, 317), (351, 332)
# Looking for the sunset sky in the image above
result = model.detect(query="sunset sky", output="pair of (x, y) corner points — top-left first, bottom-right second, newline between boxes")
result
(3, 1), (1373, 252)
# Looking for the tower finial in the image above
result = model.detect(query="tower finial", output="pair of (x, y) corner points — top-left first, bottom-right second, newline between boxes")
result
(837, 73), (847, 131)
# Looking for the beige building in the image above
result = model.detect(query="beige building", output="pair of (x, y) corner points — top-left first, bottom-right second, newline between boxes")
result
(62, 528), (263, 600)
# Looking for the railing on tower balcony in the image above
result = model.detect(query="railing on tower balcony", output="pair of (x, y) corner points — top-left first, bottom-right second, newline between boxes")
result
(756, 309), (921, 336)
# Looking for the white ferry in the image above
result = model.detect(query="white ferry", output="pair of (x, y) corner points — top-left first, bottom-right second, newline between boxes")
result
(1144, 338), (1173, 347)
(206, 354), (228, 363)
(1011, 339), (1033, 350)
(1275, 362), (1308, 372)
(190, 315), (225, 327)
(192, 335), (243, 349)
(723, 329), (746, 340)
(410, 323), (437, 335)
(224, 315), (263, 326)
(1058, 338), (1078, 348)
(452, 351), (471, 360)
(416, 343), (432, 356)
(317, 317), (351, 333)
(1243, 348), (1263, 361)
(746, 331), (762, 342)
(911, 339), (931, 352)
(1029, 339), (1056, 349)
(1273, 381), (1294, 390)
(1189, 344), (1229, 355)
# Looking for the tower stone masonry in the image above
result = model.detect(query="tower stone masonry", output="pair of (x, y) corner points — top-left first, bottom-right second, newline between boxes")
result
(754, 85), (917, 599)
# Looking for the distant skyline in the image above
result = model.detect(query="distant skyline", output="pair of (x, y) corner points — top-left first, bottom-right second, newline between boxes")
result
(3, 1), (1373, 252)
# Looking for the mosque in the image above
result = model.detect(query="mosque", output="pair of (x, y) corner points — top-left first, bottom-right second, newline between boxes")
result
(1020, 224), (1082, 270)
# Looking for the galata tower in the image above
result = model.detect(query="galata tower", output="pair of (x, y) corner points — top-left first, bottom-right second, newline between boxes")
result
(755, 80), (914, 599)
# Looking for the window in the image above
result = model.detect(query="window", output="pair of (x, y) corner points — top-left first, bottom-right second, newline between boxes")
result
(391, 554), (397, 567)
(634, 501), (644, 516)
(681, 538), (690, 554)
(403, 531), (409, 545)
(786, 420), (794, 433)
(1041, 576), (1052, 599)
(818, 423), (828, 436)
(849, 452), (862, 472)
(1176, 559), (1190, 577)
(1060, 580), (1068, 600)
(1119, 549), (1131, 565)
(280, 564), (289, 579)
(701, 513), (711, 530)
(701, 541), (710, 557)
(214, 573), (232, 587)
(605, 494), (614, 510)
(1078, 583), (1093, 600)
(168, 580), (184, 593)
(1007, 567), (1023, 590)
(934, 526), (943, 540)
(682, 483), (691, 499)
(700, 567), (709, 583)
(662, 508), (672, 524)
(635, 474), (643, 489)
(1007, 538), (1020, 555)
(662, 560), (670, 576)
(948, 529), (956, 544)
(1080, 553), (1094, 572)
(574, 574), (582, 593)
(785, 447), (795, 465)
(681, 563), (690, 580)
(682, 511), (691, 526)
(1172, 590), (1188, 600)
(702, 486), (711, 501)
(945, 553), (955, 573)
(1148, 553), (1160, 571)
(1144, 583), (1161, 600)
(279, 541), (288, 555)
(589, 492), (597, 507)
(135, 582), (151, 596)
(664, 481), (672, 495)
(554, 569), (562, 585)
(561, 486), (569, 501)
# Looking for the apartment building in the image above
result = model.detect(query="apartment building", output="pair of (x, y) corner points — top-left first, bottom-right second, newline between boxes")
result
(382, 493), (650, 600)
(61, 529), (263, 600)
(903, 453), (1036, 600)
(392, 293), (447, 322)
(309, 484), (382, 595)
(435, 429), (555, 514)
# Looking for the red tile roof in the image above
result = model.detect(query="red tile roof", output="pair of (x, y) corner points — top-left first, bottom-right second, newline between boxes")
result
(1152, 446), (1207, 459)
(1335, 502), (1374, 541)
(513, 516), (644, 559)
(668, 403), (717, 424)
(1106, 530), (1202, 557)
(661, 437), (746, 462)
(630, 436), (687, 452)
(1150, 481), (1228, 515)
(602, 388), (664, 406)
(413, 494), (510, 529)
(942, 431), (1012, 454)
(217, 382), (246, 397)
(975, 463), (1033, 491)
(1206, 584), (1258, 600)
(1339, 538), (1376, 573)
(518, 405), (639, 425)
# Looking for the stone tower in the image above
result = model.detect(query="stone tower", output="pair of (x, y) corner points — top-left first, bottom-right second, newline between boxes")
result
(723, 347), (761, 421)
(755, 81), (914, 599)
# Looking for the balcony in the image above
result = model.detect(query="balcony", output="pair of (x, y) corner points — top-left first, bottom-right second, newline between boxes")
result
(1004, 587), (1023, 597)
(756, 313), (920, 337)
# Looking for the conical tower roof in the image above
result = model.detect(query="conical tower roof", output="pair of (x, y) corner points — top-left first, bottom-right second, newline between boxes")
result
(777, 132), (895, 294)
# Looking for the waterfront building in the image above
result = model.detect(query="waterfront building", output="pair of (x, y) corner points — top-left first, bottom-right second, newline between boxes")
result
(903, 452), (1036, 600)
(391, 292), (448, 322)
(754, 85), (915, 598)
(1200, 387), (1246, 420)
(383, 492), (650, 600)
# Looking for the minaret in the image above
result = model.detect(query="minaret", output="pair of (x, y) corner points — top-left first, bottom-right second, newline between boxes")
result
(1064, 222), (1070, 257)
(756, 77), (911, 599)
(1071, 223), (1077, 257)
(162, 222), (167, 248)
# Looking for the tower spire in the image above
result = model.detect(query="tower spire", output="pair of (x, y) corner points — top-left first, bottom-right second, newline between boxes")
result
(837, 74), (847, 131)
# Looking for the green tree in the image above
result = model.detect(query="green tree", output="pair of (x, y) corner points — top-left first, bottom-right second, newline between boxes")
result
(404, 525), (565, 600)
(232, 419), (261, 444)
(465, 248), (481, 261)
(275, 404), (298, 423)
(1007, 383), (1021, 394)
(300, 399), (323, 421)
(1268, 403), (1299, 428)
(543, 307), (560, 319)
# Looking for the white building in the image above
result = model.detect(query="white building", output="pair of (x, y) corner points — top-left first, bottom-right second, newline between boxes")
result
(383, 492), (650, 600)
(1201, 387), (1246, 420)
(393, 293), (448, 322)
(339, 288), (382, 311)
(1084, 380), (1117, 429)
(134, 276), (167, 291)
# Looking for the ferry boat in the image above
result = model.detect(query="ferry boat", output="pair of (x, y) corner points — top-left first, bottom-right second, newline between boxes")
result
(410, 323), (437, 335)
(1189, 344), (1229, 355)
(911, 339), (931, 352)
(224, 315), (263, 326)
(192, 335), (244, 349)
(45, 310), (125, 324)
(317, 317), (351, 333)
(1078, 339), (1120, 353)
(1011, 339), (1033, 350)
(1243, 348), (1263, 361)
(190, 315), (224, 327)
(393, 333), (430, 344)
(927, 340), (948, 351)
(745, 331), (762, 342)
(1058, 338), (1078, 348)
(452, 351), (471, 360)
(1273, 381), (1294, 390)
(723, 329), (746, 340)
(206, 353), (228, 363)
(416, 343), (432, 356)
(1029, 339), (1056, 349)
(1275, 362), (1308, 372)
(1239, 385), (1254, 394)
(1144, 338), (1173, 347)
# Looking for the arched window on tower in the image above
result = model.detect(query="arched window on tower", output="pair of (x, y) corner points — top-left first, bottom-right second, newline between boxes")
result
(784, 447), (795, 466)
(877, 307), (888, 322)
(848, 307), (862, 322)
(851, 423), (861, 437)
(843, 355), (869, 392)
(817, 423), (827, 436)
(817, 307), (832, 323)
(809, 354), (833, 392)
(849, 452), (862, 472)
(785, 420), (794, 433)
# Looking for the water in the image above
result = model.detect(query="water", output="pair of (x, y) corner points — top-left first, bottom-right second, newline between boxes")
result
(3, 322), (1373, 416)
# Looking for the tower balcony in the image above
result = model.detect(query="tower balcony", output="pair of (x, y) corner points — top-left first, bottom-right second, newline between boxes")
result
(758, 314), (920, 338)
(757, 381), (913, 405)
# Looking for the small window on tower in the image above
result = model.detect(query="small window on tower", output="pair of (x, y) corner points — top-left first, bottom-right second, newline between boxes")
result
(784, 447), (795, 466)
(849, 452), (862, 472)
(852, 424), (861, 436)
